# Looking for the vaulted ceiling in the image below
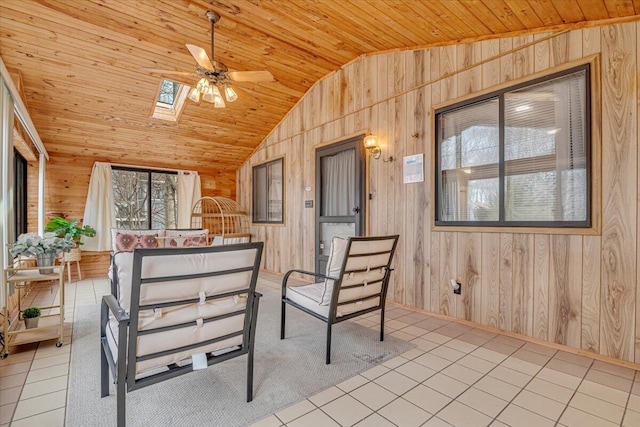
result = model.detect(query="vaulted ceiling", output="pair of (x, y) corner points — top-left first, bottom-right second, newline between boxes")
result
(1, 0), (638, 173)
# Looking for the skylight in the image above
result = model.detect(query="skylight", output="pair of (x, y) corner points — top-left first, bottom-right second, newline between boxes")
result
(151, 79), (190, 122)
(157, 80), (181, 107)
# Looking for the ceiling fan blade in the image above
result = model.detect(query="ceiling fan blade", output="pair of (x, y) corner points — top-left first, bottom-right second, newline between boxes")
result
(228, 70), (275, 82)
(139, 68), (195, 77)
(185, 44), (214, 71)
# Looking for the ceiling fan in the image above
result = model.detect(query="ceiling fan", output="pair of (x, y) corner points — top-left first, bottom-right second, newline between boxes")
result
(143, 10), (274, 108)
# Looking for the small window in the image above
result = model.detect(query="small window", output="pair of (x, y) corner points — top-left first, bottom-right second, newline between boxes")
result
(252, 158), (284, 224)
(112, 167), (178, 229)
(151, 79), (189, 122)
(435, 64), (590, 227)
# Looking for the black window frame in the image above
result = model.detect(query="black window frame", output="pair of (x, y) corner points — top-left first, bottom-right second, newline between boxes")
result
(252, 158), (284, 225)
(434, 63), (591, 228)
(14, 149), (27, 236)
(111, 166), (178, 230)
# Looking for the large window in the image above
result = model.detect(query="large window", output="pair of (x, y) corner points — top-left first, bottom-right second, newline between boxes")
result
(435, 64), (590, 227)
(112, 167), (178, 229)
(252, 158), (283, 224)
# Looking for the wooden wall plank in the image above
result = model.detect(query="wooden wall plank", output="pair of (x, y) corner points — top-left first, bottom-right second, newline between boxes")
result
(533, 234), (550, 341)
(600, 23), (637, 362)
(512, 234), (535, 336)
(481, 234), (501, 328)
(582, 235), (601, 353)
(439, 232), (457, 317)
(499, 233), (513, 331)
(457, 233), (482, 321)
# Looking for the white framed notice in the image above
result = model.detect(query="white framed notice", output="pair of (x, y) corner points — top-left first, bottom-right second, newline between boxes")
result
(403, 154), (424, 184)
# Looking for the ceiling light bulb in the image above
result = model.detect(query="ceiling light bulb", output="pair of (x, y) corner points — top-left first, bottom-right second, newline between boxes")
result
(187, 87), (201, 103)
(224, 85), (238, 102)
(202, 86), (215, 103)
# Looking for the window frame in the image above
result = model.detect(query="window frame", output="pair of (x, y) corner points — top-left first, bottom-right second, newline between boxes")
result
(432, 56), (601, 235)
(111, 166), (178, 230)
(251, 157), (285, 225)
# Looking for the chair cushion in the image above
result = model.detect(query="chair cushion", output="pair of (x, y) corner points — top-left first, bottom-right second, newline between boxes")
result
(287, 282), (381, 318)
(111, 229), (166, 251)
(320, 237), (348, 305)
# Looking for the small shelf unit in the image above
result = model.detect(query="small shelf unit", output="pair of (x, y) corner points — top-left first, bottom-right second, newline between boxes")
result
(2, 265), (66, 358)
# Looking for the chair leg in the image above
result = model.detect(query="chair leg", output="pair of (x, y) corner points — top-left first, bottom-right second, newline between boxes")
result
(247, 346), (254, 402)
(280, 301), (286, 340)
(116, 372), (126, 427)
(380, 308), (385, 342)
(100, 343), (109, 398)
(326, 323), (332, 365)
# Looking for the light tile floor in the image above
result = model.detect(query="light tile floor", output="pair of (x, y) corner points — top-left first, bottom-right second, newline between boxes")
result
(1, 272), (639, 427)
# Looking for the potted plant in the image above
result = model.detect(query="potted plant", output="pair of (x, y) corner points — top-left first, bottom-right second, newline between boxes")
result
(9, 232), (75, 274)
(45, 217), (96, 244)
(22, 306), (41, 329)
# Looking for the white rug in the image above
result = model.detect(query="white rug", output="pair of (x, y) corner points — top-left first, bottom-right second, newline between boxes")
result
(66, 289), (414, 426)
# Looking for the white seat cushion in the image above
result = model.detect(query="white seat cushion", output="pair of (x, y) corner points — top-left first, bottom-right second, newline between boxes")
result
(320, 237), (348, 305)
(287, 282), (380, 318)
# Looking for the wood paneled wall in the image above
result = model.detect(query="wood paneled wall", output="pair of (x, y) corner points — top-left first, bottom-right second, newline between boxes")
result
(238, 22), (640, 363)
(26, 153), (237, 280)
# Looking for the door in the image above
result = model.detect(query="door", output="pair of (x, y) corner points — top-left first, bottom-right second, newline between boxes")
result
(315, 136), (366, 275)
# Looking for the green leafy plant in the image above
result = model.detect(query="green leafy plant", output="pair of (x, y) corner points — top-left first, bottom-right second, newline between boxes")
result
(9, 232), (75, 257)
(45, 217), (96, 244)
(22, 307), (41, 319)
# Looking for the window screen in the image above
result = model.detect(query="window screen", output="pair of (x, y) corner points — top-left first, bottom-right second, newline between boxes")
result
(252, 158), (284, 224)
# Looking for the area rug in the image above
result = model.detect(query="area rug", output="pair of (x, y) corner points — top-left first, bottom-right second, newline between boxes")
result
(66, 289), (414, 426)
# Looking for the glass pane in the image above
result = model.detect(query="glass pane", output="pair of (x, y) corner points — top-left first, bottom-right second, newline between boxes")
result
(468, 178), (499, 221)
(151, 172), (177, 229)
(267, 160), (283, 222)
(320, 222), (355, 256)
(321, 148), (356, 216)
(157, 80), (181, 106)
(505, 172), (556, 221)
(112, 170), (149, 229)
(438, 98), (499, 222)
(253, 166), (267, 222)
(504, 69), (587, 222)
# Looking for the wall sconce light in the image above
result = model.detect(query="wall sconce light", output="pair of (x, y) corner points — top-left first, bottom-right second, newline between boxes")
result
(364, 135), (381, 159)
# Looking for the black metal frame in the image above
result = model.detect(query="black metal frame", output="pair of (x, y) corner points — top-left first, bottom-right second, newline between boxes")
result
(251, 157), (285, 224)
(100, 242), (263, 427)
(281, 235), (399, 364)
(434, 63), (591, 228)
(111, 166), (178, 230)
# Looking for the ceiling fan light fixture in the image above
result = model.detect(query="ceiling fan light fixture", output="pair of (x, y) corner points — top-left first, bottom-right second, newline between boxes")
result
(196, 77), (210, 92)
(187, 87), (201, 103)
(224, 85), (238, 102)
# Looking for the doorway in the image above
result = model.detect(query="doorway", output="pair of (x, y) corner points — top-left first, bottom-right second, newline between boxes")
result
(315, 135), (366, 275)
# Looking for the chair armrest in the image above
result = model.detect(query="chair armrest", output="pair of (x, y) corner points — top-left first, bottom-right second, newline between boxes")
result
(281, 269), (339, 293)
(102, 295), (130, 324)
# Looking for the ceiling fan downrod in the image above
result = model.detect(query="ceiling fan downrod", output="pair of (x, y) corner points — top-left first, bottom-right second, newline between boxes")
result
(206, 11), (220, 69)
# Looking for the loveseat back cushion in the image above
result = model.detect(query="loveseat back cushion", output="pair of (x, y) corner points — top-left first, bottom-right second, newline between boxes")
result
(164, 229), (209, 247)
(111, 229), (166, 252)
(320, 237), (348, 305)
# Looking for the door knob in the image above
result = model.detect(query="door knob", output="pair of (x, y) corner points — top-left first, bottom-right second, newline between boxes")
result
(352, 207), (360, 213)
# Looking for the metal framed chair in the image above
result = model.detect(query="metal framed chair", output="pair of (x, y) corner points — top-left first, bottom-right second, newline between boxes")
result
(101, 242), (263, 426)
(280, 235), (399, 364)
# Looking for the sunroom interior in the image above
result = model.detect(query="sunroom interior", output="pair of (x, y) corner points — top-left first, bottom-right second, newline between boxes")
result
(1, 1), (640, 426)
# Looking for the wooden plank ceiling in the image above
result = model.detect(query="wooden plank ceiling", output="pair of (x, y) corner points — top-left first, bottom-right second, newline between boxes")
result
(0, 0), (637, 172)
